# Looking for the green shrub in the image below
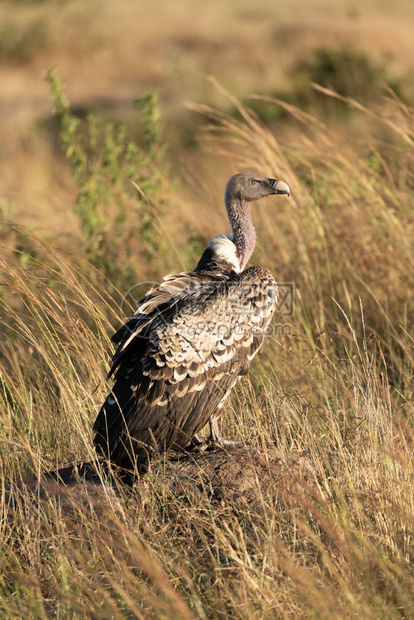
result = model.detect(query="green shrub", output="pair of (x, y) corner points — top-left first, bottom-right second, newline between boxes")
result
(247, 48), (400, 122)
(45, 68), (171, 289)
(295, 47), (385, 102)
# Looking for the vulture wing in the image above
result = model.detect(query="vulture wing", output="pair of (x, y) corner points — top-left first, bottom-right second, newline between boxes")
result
(93, 266), (278, 467)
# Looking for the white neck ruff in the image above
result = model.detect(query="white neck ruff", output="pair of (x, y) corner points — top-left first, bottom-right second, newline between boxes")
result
(206, 234), (240, 272)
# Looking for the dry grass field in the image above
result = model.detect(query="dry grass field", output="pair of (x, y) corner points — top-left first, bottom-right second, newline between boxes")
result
(0, 0), (414, 617)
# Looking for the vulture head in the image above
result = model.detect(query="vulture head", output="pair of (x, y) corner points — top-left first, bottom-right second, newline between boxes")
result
(225, 172), (290, 204)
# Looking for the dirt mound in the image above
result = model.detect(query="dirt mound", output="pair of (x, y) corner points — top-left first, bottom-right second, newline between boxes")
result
(2, 447), (316, 514)
(154, 446), (316, 504)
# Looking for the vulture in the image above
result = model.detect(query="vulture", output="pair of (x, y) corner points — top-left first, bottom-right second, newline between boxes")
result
(94, 172), (290, 474)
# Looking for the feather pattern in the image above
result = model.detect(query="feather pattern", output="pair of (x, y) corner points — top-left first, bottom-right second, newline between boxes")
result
(94, 266), (278, 465)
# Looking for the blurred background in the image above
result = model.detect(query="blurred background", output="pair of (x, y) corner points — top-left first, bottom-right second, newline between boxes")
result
(1, 0), (414, 241)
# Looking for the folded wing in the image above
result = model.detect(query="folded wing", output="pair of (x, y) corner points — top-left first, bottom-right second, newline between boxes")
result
(93, 266), (278, 467)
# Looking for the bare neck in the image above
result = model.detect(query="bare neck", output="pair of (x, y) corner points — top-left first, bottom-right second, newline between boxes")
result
(226, 196), (256, 271)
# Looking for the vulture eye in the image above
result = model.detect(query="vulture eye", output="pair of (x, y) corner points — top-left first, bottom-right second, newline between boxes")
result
(250, 179), (260, 186)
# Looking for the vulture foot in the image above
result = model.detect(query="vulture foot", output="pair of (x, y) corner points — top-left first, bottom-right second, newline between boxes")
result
(188, 416), (243, 452)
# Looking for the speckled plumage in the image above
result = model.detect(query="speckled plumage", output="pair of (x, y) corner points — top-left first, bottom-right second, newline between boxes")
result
(93, 173), (290, 472)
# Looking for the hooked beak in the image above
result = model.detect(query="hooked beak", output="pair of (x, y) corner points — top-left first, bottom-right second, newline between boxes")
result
(268, 178), (290, 197)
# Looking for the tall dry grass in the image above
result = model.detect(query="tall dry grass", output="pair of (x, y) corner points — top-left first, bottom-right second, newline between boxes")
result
(0, 87), (413, 617)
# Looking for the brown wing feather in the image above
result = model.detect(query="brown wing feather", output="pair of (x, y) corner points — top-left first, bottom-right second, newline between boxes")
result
(93, 267), (278, 467)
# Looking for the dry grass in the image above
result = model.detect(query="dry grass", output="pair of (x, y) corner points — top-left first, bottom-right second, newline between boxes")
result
(1, 84), (414, 617)
(0, 0), (414, 617)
